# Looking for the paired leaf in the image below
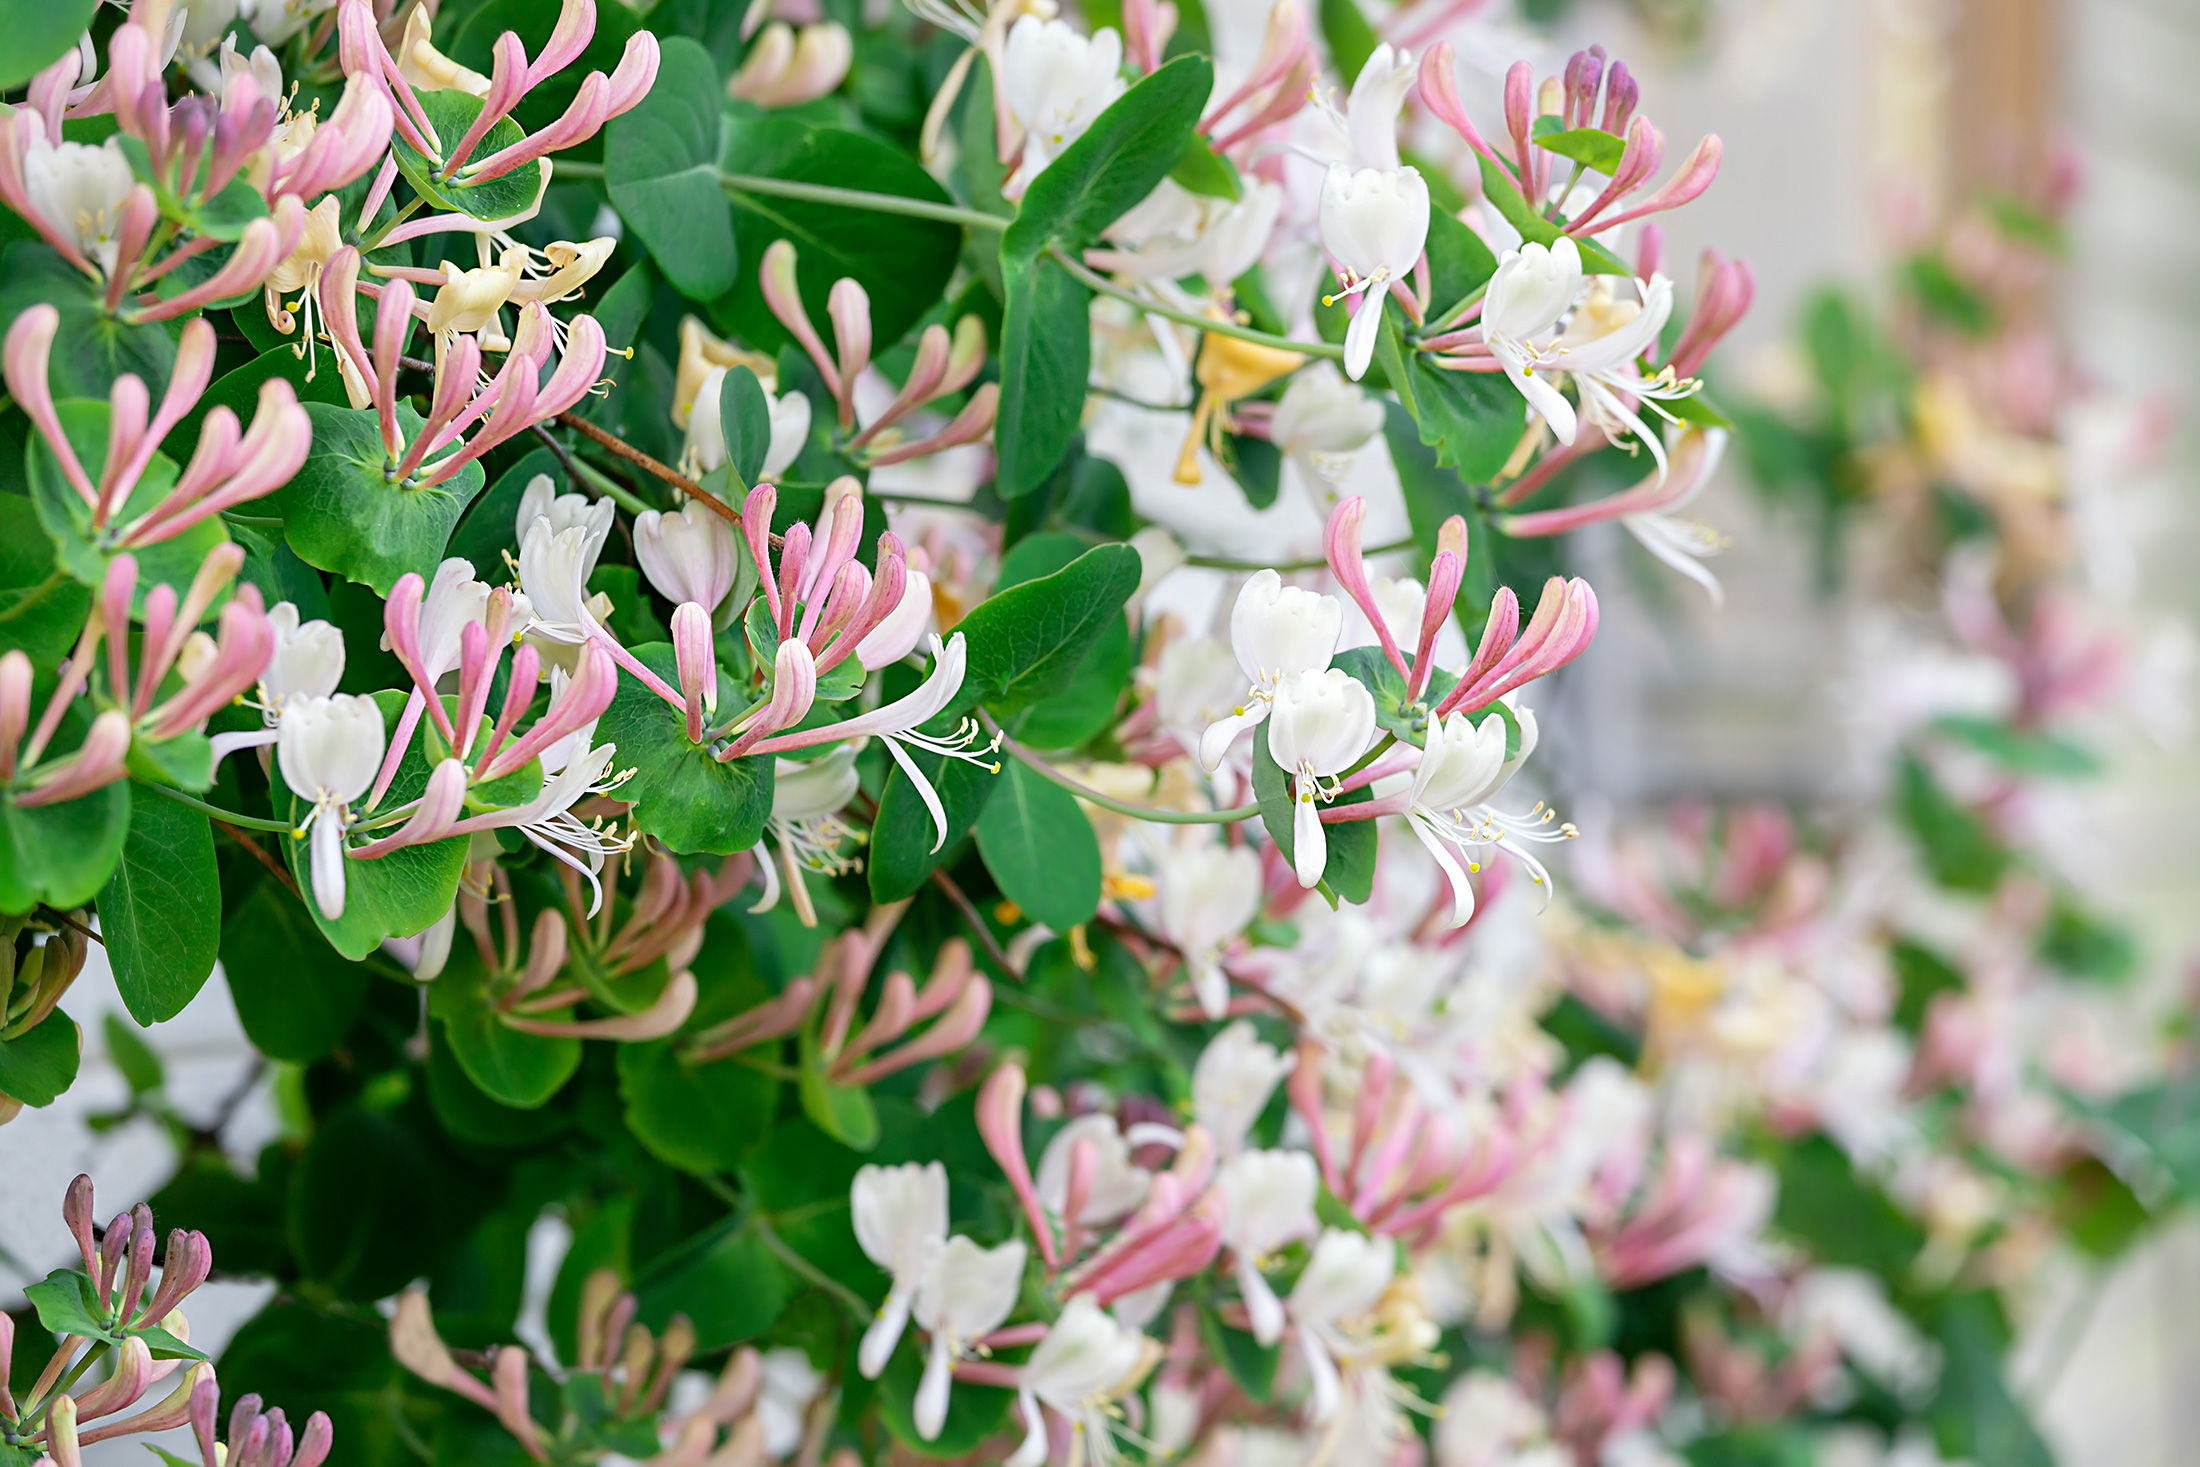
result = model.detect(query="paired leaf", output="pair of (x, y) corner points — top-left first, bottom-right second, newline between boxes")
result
(953, 544), (1143, 715)
(390, 89), (549, 222)
(596, 644), (774, 854)
(277, 403), (488, 595)
(975, 759), (1101, 931)
(605, 38), (739, 300)
(96, 786), (220, 1024)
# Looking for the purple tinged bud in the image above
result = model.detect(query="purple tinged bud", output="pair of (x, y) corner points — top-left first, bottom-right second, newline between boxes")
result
(99, 1212), (133, 1302)
(228, 1393), (263, 1454)
(63, 1175), (98, 1278)
(1603, 62), (1638, 132)
(190, 1374), (221, 1466)
(292, 1413), (335, 1467)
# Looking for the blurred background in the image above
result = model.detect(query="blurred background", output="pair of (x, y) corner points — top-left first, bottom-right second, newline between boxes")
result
(6, 0), (2196, 1461)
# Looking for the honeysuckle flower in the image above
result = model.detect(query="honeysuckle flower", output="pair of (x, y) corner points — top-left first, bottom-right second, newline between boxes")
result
(634, 499), (742, 614)
(1007, 1295), (1157, 1467)
(855, 556), (937, 670)
(1192, 1020), (1296, 1156)
(1269, 366), (1384, 502)
(0, 654), (132, 810)
(999, 18), (1126, 195)
(1547, 274), (1695, 475)
(1267, 668), (1378, 890)
(1218, 1149), (1319, 1345)
(279, 693), (387, 919)
(1038, 1114), (1153, 1227)
(1430, 573), (1599, 720)
(1480, 238), (1586, 440)
(852, 1161), (950, 1378)
(1198, 571), (1343, 771)
(1156, 841), (1264, 1018)
(18, 132), (134, 274)
(517, 494), (617, 645)
(318, 253), (609, 488)
(1504, 426), (1730, 604)
(1667, 249), (1756, 378)
(1088, 179), (1285, 293)
(1318, 43), (1418, 172)
(1288, 1228), (1397, 1423)
(4, 309), (310, 547)
(728, 22), (855, 108)
(1318, 165), (1430, 382)
(1399, 702), (1575, 923)
(749, 745), (864, 924)
(911, 1236), (1027, 1438)
(338, 0), (658, 192)
(673, 314), (781, 428)
(1325, 497), (1464, 704)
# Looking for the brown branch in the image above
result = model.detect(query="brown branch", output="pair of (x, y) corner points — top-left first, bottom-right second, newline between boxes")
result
(42, 908), (104, 947)
(218, 822), (302, 900)
(395, 352), (766, 541)
(929, 867), (1019, 980)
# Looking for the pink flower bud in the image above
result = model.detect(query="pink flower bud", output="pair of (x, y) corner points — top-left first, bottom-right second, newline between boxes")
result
(672, 601), (716, 743)
(1323, 497), (1407, 680)
(4, 306), (94, 507)
(977, 1063), (1057, 1264)
(759, 240), (839, 396)
(1417, 44), (1505, 169)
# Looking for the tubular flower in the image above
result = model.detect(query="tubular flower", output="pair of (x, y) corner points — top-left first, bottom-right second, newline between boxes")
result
(5, 310), (310, 548)
(1266, 668), (1377, 890)
(1318, 165), (1431, 382)
(1197, 570), (1344, 770)
(318, 250), (609, 489)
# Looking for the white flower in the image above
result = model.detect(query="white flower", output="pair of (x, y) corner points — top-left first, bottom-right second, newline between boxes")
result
(518, 511), (614, 644)
(460, 731), (632, 910)
(1198, 570), (1343, 771)
(1001, 18), (1126, 191)
(634, 499), (741, 612)
(852, 1161), (950, 1379)
(1095, 179), (1284, 293)
(1288, 1229), (1396, 1423)
(1482, 239), (1586, 441)
(1622, 426), (1730, 604)
(1192, 1020), (1295, 1156)
(1218, 1149), (1319, 1345)
(1401, 700), (1568, 922)
(517, 475), (616, 546)
(261, 602), (344, 715)
(1434, 1371), (1550, 1467)
(1336, 44), (1416, 172)
(1271, 367), (1384, 502)
(387, 558), (495, 682)
(23, 135), (136, 277)
(755, 1347), (824, 1459)
(276, 694), (386, 919)
(1552, 274), (1692, 474)
(1157, 842), (1264, 1018)
(855, 563), (936, 670)
(912, 1236), (1027, 1439)
(1781, 1269), (1940, 1402)
(1154, 636), (1246, 758)
(1319, 164), (1430, 383)
(245, 0), (339, 45)
(1036, 1114), (1151, 1226)
(1266, 668), (1377, 889)
(1008, 1296), (1152, 1467)
(681, 364), (812, 480)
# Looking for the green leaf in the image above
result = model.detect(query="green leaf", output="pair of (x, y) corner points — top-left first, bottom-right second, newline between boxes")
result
(975, 759), (1100, 930)
(596, 643), (774, 853)
(1663, 389), (1735, 429)
(0, 1016), (81, 1108)
(389, 88), (549, 223)
(446, 447), (562, 574)
(2037, 899), (2138, 984)
(1318, 0), (1380, 85)
(275, 403), (488, 595)
(28, 400), (230, 603)
(1004, 56), (1213, 259)
(605, 38), (739, 300)
(1217, 430), (1282, 510)
(25, 1269), (108, 1340)
(1897, 754), (2008, 893)
(0, 0), (99, 88)
(221, 878), (370, 1062)
(0, 242), (174, 399)
(718, 364), (772, 487)
(186, 175), (271, 242)
(799, 1022), (880, 1150)
(96, 784), (220, 1025)
(1770, 1136), (1923, 1274)
(1933, 714), (2100, 778)
(866, 741), (1000, 902)
(1010, 611), (1130, 750)
(1925, 1293), (2054, 1467)
(633, 1223), (791, 1350)
(1472, 156), (1633, 274)
(993, 252), (1093, 498)
(270, 691), (469, 959)
(0, 782), (131, 915)
(430, 944), (582, 1109)
(876, 1332), (1013, 1454)
(1250, 721), (1375, 906)
(1169, 134), (1241, 200)
(1404, 349), (1526, 483)
(954, 544), (1142, 715)
(618, 1037), (780, 1173)
(103, 1013), (164, 1094)
(1532, 125), (1628, 175)
(715, 118), (963, 355)
(1424, 208), (1497, 323)
(425, 1026), (571, 1148)
(1889, 938), (1964, 1034)
(285, 1104), (444, 1302)
(1199, 1302), (1279, 1400)
(0, 494), (92, 664)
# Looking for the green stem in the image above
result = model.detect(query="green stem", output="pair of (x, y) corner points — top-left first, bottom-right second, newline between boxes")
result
(358, 196), (424, 253)
(568, 455), (653, 517)
(723, 172), (1009, 233)
(1048, 248), (1346, 361)
(1184, 537), (1416, 572)
(980, 712), (1258, 825)
(147, 783), (293, 834)
(1418, 282), (1489, 338)
(0, 569), (66, 624)
(750, 1212), (873, 1324)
